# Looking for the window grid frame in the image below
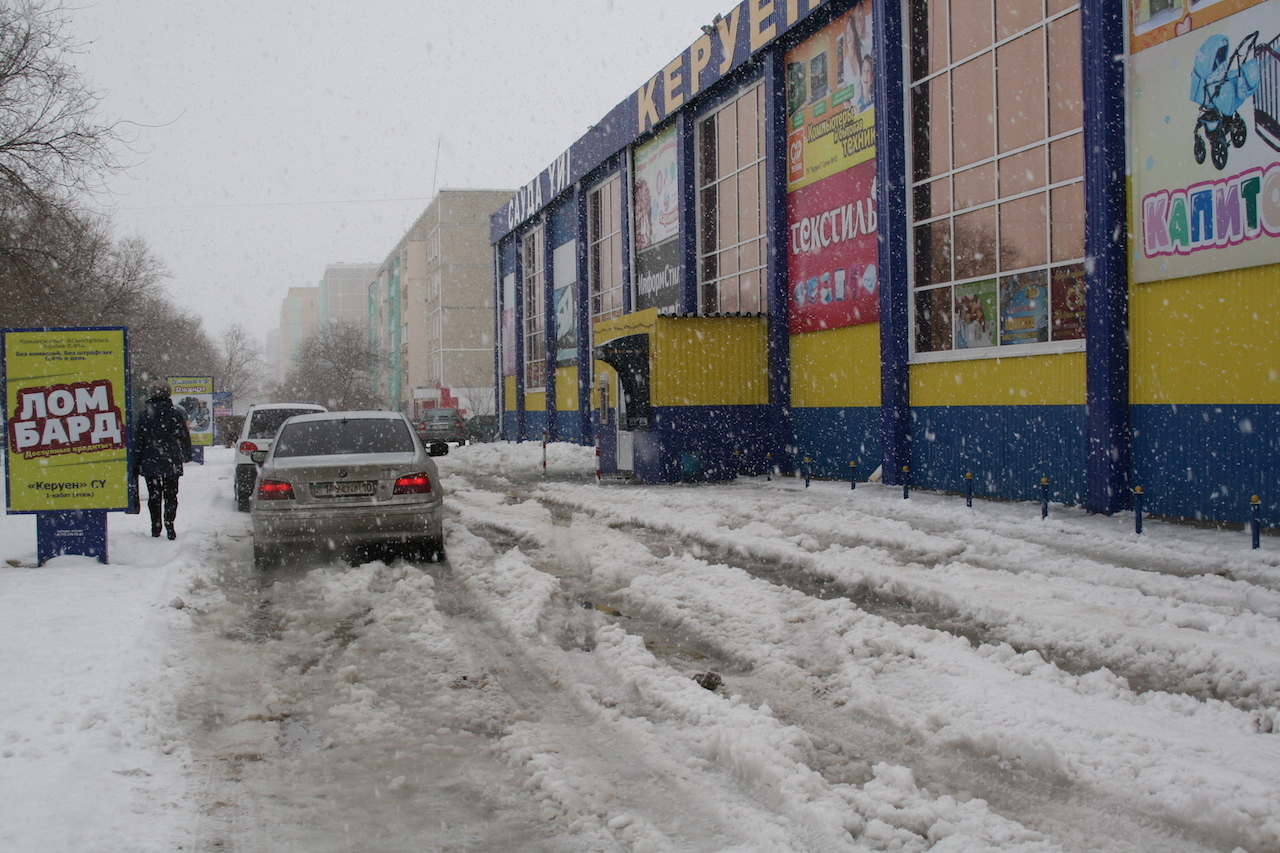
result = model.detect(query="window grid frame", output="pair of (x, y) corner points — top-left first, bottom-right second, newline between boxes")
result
(588, 173), (625, 328)
(522, 226), (547, 391)
(696, 81), (769, 316)
(908, 0), (1086, 362)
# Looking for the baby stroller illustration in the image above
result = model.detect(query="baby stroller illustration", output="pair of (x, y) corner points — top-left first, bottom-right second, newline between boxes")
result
(1190, 31), (1260, 170)
(1255, 33), (1280, 152)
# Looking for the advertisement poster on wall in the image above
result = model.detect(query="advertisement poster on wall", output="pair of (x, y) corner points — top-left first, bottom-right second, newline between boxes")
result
(954, 279), (997, 349)
(999, 271), (1050, 346)
(169, 376), (214, 447)
(502, 272), (517, 376)
(3, 327), (130, 513)
(553, 239), (579, 366)
(1130, 0), (1280, 283)
(632, 125), (681, 312)
(785, 1), (879, 335)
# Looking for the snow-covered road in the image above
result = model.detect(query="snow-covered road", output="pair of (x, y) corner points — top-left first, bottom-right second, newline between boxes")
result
(2, 444), (1278, 852)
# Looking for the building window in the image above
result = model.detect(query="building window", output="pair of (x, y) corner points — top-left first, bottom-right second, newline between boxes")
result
(909, 0), (1085, 358)
(522, 227), (546, 389)
(588, 174), (624, 326)
(697, 81), (768, 315)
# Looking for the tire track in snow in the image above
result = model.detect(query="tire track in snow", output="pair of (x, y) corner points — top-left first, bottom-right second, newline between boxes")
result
(445, 470), (1264, 853)
(511, 478), (1280, 723)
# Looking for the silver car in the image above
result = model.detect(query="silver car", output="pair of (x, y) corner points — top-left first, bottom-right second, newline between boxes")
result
(250, 411), (445, 570)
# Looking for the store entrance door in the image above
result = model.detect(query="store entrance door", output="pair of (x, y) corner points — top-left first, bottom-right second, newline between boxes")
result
(595, 333), (650, 476)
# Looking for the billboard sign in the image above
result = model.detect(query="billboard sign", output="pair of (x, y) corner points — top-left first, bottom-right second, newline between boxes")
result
(633, 125), (681, 312)
(785, 1), (879, 334)
(169, 376), (214, 447)
(3, 327), (131, 513)
(1130, 0), (1280, 282)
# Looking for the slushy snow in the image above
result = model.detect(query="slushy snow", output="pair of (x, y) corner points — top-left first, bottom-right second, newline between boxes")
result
(2, 443), (1278, 852)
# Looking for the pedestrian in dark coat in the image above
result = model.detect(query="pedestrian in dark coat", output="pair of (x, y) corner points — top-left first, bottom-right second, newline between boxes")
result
(134, 383), (192, 539)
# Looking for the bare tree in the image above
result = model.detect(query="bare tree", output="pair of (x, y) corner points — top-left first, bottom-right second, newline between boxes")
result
(283, 321), (384, 410)
(215, 323), (265, 406)
(128, 294), (218, 392)
(0, 0), (122, 208)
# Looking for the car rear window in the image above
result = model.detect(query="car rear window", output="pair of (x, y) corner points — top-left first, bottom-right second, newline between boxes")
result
(273, 418), (416, 457)
(247, 408), (322, 439)
(421, 410), (459, 422)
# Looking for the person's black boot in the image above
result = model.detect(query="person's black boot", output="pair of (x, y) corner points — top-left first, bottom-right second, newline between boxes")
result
(151, 522), (161, 538)
(165, 524), (176, 540)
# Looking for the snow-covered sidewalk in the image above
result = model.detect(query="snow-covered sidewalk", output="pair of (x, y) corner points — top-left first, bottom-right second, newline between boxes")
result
(2, 443), (1278, 852)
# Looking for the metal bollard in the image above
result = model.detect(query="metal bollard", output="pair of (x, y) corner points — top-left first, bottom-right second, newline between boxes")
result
(902, 465), (910, 500)
(803, 457), (811, 488)
(1040, 477), (1050, 519)
(850, 461), (857, 490)
(965, 471), (974, 508)
(1134, 486), (1144, 534)
(766, 452), (772, 481)
(542, 430), (548, 476)
(1253, 495), (1262, 550)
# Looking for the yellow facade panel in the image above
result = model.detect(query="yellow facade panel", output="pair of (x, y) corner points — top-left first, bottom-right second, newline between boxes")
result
(790, 324), (882, 408)
(1131, 264), (1280, 405)
(652, 316), (768, 406)
(593, 308), (659, 345)
(504, 375), (518, 411)
(912, 352), (1086, 407)
(555, 366), (579, 411)
(524, 390), (547, 412)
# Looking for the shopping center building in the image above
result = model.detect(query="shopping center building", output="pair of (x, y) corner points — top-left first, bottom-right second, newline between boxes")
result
(492, 0), (1280, 525)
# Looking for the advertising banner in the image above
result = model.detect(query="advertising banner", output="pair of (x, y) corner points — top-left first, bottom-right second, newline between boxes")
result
(786, 161), (879, 333)
(633, 125), (681, 312)
(954, 279), (997, 350)
(502, 273), (517, 376)
(785, 2), (879, 335)
(553, 239), (579, 366)
(1130, 0), (1280, 283)
(212, 391), (233, 416)
(999, 271), (1050, 347)
(169, 376), (214, 447)
(3, 327), (130, 513)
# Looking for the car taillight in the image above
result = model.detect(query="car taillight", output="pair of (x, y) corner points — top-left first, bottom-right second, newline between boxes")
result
(393, 473), (432, 494)
(239, 441), (259, 455)
(257, 479), (295, 500)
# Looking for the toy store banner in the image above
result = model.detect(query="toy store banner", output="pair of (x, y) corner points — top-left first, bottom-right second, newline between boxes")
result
(785, 1), (879, 334)
(169, 376), (214, 447)
(1130, 0), (1280, 283)
(3, 327), (130, 513)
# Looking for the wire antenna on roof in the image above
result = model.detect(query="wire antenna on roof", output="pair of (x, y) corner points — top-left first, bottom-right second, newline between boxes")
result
(431, 137), (442, 197)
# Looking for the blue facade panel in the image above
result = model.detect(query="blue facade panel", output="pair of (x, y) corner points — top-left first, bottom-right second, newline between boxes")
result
(1132, 405), (1280, 525)
(554, 409), (585, 445)
(792, 407), (882, 481)
(633, 406), (776, 483)
(523, 409), (550, 441)
(910, 406), (1087, 505)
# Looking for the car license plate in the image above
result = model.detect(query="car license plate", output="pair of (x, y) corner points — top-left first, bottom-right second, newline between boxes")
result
(312, 481), (376, 498)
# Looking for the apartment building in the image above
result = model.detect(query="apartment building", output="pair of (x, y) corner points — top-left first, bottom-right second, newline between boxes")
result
(371, 189), (513, 418)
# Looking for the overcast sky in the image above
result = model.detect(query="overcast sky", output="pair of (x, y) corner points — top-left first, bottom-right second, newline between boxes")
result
(71, 0), (732, 345)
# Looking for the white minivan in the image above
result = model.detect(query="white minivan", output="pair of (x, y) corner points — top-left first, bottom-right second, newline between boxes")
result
(233, 403), (327, 511)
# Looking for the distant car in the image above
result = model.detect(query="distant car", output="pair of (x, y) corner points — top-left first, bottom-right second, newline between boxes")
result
(234, 403), (328, 511)
(466, 414), (497, 443)
(250, 410), (446, 570)
(414, 408), (467, 455)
